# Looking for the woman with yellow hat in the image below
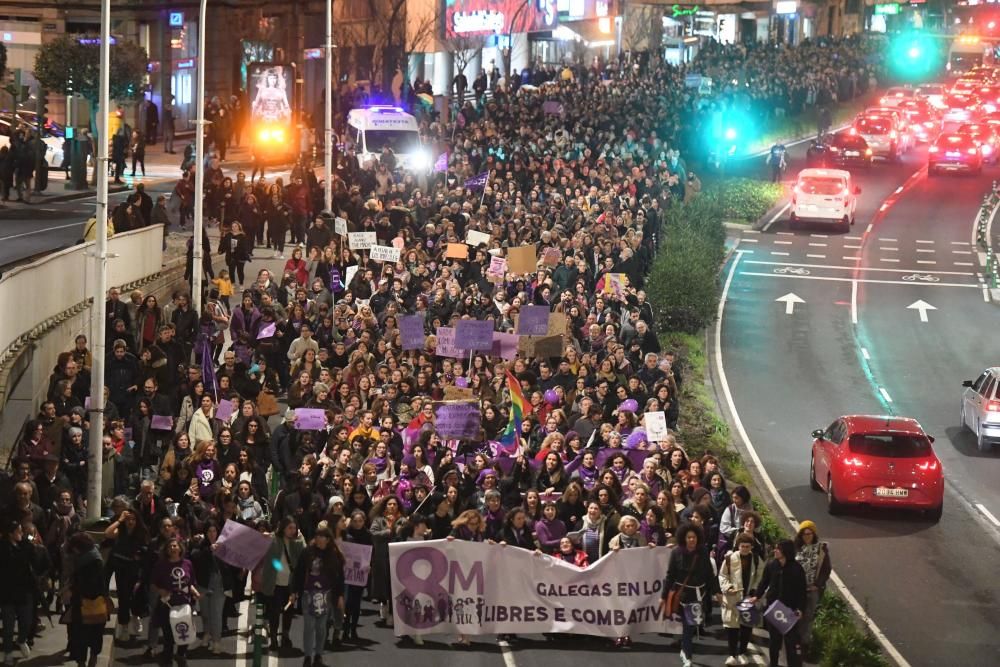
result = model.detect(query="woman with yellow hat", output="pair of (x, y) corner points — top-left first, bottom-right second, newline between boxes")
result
(794, 520), (831, 651)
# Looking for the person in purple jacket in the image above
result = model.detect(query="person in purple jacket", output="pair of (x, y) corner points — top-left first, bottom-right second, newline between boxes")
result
(534, 501), (566, 554)
(150, 537), (200, 666)
(188, 440), (221, 502)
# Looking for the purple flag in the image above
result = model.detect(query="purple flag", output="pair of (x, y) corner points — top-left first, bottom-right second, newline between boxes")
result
(257, 322), (276, 340)
(434, 152), (449, 173)
(215, 399), (235, 423)
(400, 315), (426, 350)
(455, 319), (494, 351)
(542, 100), (564, 115)
(199, 332), (217, 398)
(464, 171), (489, 191)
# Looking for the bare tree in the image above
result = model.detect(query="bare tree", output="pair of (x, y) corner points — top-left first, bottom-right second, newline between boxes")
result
(443, 33), (487, 83)
(621, 5), (664, 55)
(366, 0), (407, 90)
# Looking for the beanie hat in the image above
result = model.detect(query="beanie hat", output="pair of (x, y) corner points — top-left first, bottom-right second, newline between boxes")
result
(798, 520), (818, 537)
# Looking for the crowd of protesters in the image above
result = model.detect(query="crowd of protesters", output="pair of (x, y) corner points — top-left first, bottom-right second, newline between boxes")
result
(0, 38), (854, 667)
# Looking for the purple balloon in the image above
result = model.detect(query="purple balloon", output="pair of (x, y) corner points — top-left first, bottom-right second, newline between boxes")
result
(544, 389), (560, 405)
(619, 398), (639, 413)
(455, 377), (469, 388)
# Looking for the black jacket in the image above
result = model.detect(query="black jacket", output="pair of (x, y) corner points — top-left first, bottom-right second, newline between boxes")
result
(754, 558), (808, 613)
(0, 538), (38, 604)
(663, 545), (720, 605)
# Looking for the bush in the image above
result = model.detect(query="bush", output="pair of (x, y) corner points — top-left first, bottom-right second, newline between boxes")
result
(819, 626), (888, 667)
(705, 178), (784, 223)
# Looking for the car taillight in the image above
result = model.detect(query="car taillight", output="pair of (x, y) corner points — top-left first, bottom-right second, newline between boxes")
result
(880, 97), (888, 105)
(865, 148), (873, 156)
(969, 147), (979, 155)
(843, 456), (865, 467)
(849, 127), (858, 136)
(924, 121), (935, 128)
(983, 144), (993, 155)
(917, 460), (939, 471)
(929, 145), (939, 153)
(987, 400), (1000, 411)
(890, 130), (898, 139)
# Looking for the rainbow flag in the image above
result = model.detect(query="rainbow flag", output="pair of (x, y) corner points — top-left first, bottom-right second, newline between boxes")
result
(497, 371), (530, 455)
(401, 413), (426, 454)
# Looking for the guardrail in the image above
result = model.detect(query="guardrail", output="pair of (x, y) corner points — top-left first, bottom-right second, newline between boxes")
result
(0, 225), (164, 373)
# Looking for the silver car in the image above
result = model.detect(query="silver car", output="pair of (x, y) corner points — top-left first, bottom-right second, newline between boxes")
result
(961, 367), (1000, 451)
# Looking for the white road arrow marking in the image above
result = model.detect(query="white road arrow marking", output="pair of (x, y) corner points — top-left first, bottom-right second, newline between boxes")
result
(907, 299), (937, 323)
(775, 293), (805, 315)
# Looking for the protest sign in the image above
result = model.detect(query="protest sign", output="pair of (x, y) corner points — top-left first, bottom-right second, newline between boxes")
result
(603, 273), (627, 297)
(389, 539), (676, 637)
(547, 311), (568, 337)
(487, 255), (507, 281)
(151, 415), (173, 430)
(370, 245), (401, 263)
(455, 319), (494, 351)
(446, 243), (469, 260)
(644, 411), (669, 442)
(256, 322), (276, 340)
(399, 315), (425, 350)
(516, 305), (550, 336)
(466, 230), (491, 247)
(215, 399), (234, 423)
(294, 408), (327, 430)
(542, 101), (565, 115)
(215, 520), (272, 571)
(338, 541), (373, 587)
(392, 236), (405, 250)
(518, 334), (563, 358)
(491, 331), (520, 360)
(507, 245), (537, 274)
(443, 385), (475, 401)
(348, 232), (376, 250)
(542, 246), (562, 267)
(335, 217), (348, 236)
(344, 265), (359, 288)
(435, 402), (482, 439)
(435, 327), (463, 357)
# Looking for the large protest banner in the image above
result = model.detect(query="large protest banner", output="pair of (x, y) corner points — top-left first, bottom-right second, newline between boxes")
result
(389, 539), (677, 637)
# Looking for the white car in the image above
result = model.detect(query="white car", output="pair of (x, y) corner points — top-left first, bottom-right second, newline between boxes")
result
(0, 118), (64, 168)
(916, 84), (948, 109)
(879, 86), (916, 107)
(961, 367), (1000, 452)
(789, 168), (860, 233)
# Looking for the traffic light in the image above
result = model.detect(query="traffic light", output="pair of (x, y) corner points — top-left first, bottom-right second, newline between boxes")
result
(889, 31), (940, 80)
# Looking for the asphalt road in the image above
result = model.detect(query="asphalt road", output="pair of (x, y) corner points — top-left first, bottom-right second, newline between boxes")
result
(717, 137), (1000, 667)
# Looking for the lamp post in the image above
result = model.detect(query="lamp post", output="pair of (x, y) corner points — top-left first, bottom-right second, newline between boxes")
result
(86, 0), (111, 521)
(192, 0), (208, 315)
(324, 0), (333, 213)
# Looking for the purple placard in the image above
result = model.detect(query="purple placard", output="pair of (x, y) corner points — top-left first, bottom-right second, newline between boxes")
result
(542, 100), (564, 115)
(151, 415), (173, 430)
(517, 305), (550, 336)
(436, 327), (463, 358)
(455, 319), (494, 351)
(434, 403), (481, 439)
(215, 399), (234, 423)
(294, 408), (327, 430)
(491, 332), (519, 360)
(256, 322), (276, 340)
(214, 519), (272, 571)
(84, 396), (91, 410)
(595, 447), (649, 471)
(400, 315), (425, 351)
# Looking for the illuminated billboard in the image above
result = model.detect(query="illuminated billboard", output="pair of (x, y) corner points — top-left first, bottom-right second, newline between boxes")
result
(444, 0), (558, 38)
(248, 63), (293, 125)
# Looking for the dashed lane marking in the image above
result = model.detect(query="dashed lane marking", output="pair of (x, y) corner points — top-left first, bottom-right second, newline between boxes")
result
(741, 238), (759, 243)
(882, 237), (898, 242)
(880, 247), (899, 252)
(771, 251), (790, 256)
(956, 261), (974, 266)
(916, 248), (936, 253)
(809, 242), (828, 247)
(775, 240), (793, 245)
(861, 347), (871, 360)
(881, 258), (901, 263)
(845, 236), (863, 240)
(976, 503), (1000, 527)
(811, 234), (829, 238)
(844, 244), (862, 249)
(879, 387), (894, 403)
(776, 231), (794, 236)
(953, 250), (973, 255)
(917, 260), (937, 265)
(916, 239), (934, 244)
(807, 254), (826, 259)
(844, 256), (861, 261)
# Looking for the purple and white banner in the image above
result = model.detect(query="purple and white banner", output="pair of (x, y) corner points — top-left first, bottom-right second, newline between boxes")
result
(388, 539), (678, 637)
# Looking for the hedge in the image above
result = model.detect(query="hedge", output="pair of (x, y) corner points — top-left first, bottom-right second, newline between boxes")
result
(651, 191), (886, 666)
(704, 178), (784, 224)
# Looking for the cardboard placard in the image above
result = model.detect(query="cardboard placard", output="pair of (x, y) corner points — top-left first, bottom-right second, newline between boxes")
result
(517, 334), (563, 358)
(348, 231), (376, 250)
(507, 245), (537, 274)
(370, 245), (401, 263)
(466, 229), (491, 247)
(443, 385), (476, 401)
(446, 243), (469, 260)
(455, 319), (494, 351)
(547, 311), (568, 337)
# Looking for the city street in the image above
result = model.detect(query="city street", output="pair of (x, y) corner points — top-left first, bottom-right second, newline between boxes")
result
(717, 140), (1000, 666)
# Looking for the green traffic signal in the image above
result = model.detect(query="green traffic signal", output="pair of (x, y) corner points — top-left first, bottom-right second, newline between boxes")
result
(889, 32), (940, 80)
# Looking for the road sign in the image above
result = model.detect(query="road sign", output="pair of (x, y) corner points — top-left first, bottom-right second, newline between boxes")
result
(907, 299), (936, 322)
(775, 292), (805, 315)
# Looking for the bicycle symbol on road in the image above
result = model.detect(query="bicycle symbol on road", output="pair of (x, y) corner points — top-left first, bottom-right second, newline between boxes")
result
(901, 273), (940, 283)
(773, 267), (811, 276)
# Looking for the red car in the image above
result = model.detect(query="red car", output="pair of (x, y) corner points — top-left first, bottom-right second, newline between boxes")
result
(810, 415), (944, 520)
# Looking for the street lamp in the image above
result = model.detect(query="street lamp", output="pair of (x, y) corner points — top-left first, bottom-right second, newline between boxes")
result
(86, 0), (112, 520)
(192, 0), (208, 315)
(324, 0), (333, 213)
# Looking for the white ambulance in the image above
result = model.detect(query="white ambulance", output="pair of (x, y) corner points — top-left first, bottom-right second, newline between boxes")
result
(346, 106), (430, 172)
